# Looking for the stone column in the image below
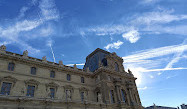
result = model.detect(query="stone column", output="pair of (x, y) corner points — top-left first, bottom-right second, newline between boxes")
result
(128, 88), (135, 105)
(115, 85), (122, 104)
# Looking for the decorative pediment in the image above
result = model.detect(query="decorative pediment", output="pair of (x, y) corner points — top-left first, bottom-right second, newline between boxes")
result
(79, 87), (89, 92)
(24, 79), (40, 86)
(63, 85), (74, 92)
(45, 82), (59, 88)
(0, 76), (17, 83)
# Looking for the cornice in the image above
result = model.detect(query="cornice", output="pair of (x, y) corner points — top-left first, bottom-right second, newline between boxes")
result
(93, 67), (136, 80)
(0, 52), (93, 77)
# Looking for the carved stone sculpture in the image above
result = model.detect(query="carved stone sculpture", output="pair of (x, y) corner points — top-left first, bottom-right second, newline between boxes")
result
(98, 93), (103, 103)
(23, 50), (28, 57)
(42, 56), (47, 62)
(66, 90), (71, 101)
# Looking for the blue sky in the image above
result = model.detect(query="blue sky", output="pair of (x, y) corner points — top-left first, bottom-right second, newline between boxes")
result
(0, 0), (187, 107)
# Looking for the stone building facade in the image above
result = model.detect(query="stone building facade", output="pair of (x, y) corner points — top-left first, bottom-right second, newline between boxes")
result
(0, 45), (143, 109)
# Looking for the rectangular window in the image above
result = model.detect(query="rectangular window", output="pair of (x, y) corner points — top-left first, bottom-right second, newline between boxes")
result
(121, 89), (126, 102)
(0, 82), (12, 95)
(31, 67), (36, 75)
(81, 92), (84, 102)
(81, 77), (84, 83)
(50, 71), (55, 78)
(67, 74), (71, 81)
(8, 62), (15, 71)
(26, 85), (35, 97)
(110, 90), (115, 103)
(50, 88), (55, 98)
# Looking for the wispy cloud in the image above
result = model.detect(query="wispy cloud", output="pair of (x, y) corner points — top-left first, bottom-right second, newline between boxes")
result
(0, 0), (60, 54)
(104, 40), (124, 50)
(123, 44), (187, 63)
(80, 8), (187, 46)
(138, 86), (148, 90)
(131, 9), (187, 26)
(123, 42), (187, 86)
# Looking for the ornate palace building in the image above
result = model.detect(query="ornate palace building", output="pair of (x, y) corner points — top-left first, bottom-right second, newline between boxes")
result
(0, 45), (143, 109)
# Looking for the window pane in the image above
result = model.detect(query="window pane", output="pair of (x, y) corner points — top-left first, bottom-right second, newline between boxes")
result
(67, 74), (71, 81)
(31, 67), (36, 75)
(110, 90), (115, 103)
(81, 77), (84, 83)
(81, 92), (84, 102)
(102, 58), (107, 66)
(8, 63), (15, 71)
(0, 82), (12, 95)
(121, 90), (126, 102)
(50, 71), (55, 78)
(50, 88), (55, 98)
(26, 85), (35, 97)
(115, 62), (119, 71)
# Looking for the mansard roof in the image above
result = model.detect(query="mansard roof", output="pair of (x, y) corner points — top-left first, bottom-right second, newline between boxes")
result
(86, 48), (110, 60)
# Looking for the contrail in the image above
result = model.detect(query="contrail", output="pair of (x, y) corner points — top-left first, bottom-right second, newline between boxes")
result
(49, 44), (56, 63)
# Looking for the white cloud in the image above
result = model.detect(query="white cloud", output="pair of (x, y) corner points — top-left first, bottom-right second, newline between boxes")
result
(149, 75), (154, 79)
(66, 63), (85, 66)
(138, 86), (148, 90)
(122, 30), (140, 43)
(104, 40), (124, 50)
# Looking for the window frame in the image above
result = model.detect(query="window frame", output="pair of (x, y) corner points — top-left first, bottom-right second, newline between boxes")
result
(8, 62), (15, 71)
(0, 82), (12, 95)
(110, 90), (115, 103)
(81, 77), (85, 83)
(80, 92), (84, 102)
(121, 89), (126, 102)
(50, 87), (55, 98)
(26, 85), (35, 97)
(67, 74), (71, 81)
(31, 67), (36, 75)
(115, 62), (119, 72)
(50, 71), (55, 78)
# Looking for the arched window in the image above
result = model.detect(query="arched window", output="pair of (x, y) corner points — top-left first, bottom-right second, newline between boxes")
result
(67, 74), (71, 81)
(8, 62), (15, 71)
(31, 67), (36, 75)
(50, 71), (55, 78)
(102, 58), (107, 66)
(115, 62), (119, 71)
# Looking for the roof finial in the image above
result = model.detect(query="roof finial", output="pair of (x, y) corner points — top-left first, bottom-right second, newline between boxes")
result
(23, 50), (28, 57)
(42, 56), (47, 62)
(0, 45), (6, 53)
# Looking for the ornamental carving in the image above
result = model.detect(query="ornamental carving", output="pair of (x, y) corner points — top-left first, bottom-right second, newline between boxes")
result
(24, 79), (40, 89)
(45, 82), (59, 90)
